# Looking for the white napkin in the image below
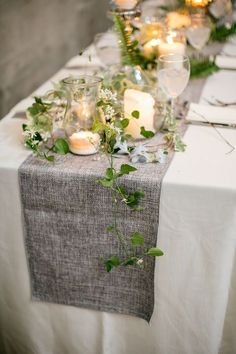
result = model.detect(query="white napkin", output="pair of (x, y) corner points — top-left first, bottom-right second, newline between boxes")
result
(215, 55), (236, 70)
(186, 103), (236, 126)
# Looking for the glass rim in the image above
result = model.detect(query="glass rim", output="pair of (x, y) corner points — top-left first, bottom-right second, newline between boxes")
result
(158, 54), (189, 63)
(62, 75), (102, 88)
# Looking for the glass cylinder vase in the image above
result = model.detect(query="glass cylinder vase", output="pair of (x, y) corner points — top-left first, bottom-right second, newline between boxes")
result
(62, 75), (102, 155)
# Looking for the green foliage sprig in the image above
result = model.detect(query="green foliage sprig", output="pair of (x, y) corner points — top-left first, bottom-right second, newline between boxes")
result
(94, 96), (164, 271)
(23, 96), (69, 161)
(100, 160), (164, 272)
(210, 22), (236, 42)
(113, 14), (156, 70)
(190, 56), (219, 79)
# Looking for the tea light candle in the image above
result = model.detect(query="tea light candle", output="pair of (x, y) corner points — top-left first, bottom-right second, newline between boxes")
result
(68, 131), (100, 155)
(124, 89), (155, 140)
(158, 33), (186, 56)
(114, 0), (138, 10)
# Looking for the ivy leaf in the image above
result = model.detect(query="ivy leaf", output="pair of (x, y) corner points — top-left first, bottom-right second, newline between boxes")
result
(147, 247), (164, 257)
(120, 118), (129, 128)
(99, 178), (113, 188)
(107, 224), (114, 232)
(105, 167), (114, 180)
(53, 138), (69, 155)
(104, 256), (120, 272)
(131, 232), (144, 246)
(126, 191), (144, 209)
(131, 110), (140, 119)
(96, 100), (105, 107)
(123, 256), (138, 266)
(140, 126), (155, 139)
(44, 154), (55, 162)
(119, 164), (137, 175)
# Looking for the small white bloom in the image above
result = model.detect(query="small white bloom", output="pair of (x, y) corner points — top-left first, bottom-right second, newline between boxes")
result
(137, 258), (143, 266)
(99, 88), (117, 103)
(104, 105), (115, 121)
(114, 138), (129, 154)
(41, 131), (51, 142)
(156, 149), (168, 164)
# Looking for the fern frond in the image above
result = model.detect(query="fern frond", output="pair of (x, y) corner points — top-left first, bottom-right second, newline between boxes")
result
(113, 14), (156, 70)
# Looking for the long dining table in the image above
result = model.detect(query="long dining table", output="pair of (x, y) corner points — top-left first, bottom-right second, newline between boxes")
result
(0, 26), (236, 354)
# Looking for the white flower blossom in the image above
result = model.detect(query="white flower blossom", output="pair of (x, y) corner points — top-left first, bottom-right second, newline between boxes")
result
(99, 88), (117, 103)
(114, 136), (129, 154)
(137, 258), (144, 266)
(155, 149), (168, 164)
(130, 145), (153, 163)
(104, 105), (116, 121)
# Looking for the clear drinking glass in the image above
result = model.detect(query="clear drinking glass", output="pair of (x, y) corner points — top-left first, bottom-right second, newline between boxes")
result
(157, 54), (190, 129)
(186, 14), (211, 52)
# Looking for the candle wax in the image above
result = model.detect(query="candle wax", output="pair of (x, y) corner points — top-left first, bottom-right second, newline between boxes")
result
(124, 89), (155, 140)
(69, 131), (100, 155)
(158, 42), (186, 56)
(114, 0), (138, 10)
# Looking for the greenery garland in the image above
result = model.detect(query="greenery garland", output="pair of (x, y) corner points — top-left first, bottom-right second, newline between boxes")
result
(210, 22), (236, 42)
(190, 56), (219, 78)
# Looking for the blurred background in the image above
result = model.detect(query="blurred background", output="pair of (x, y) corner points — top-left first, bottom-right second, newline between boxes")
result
(0, 0), (110, 119)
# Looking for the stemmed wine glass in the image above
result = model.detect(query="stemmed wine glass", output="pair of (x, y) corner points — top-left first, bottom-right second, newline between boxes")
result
(186, 14), (211, 54)
(157, 54), (190, 130)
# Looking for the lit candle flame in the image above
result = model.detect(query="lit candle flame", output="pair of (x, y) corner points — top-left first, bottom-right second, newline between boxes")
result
(185, 0), (212, 7)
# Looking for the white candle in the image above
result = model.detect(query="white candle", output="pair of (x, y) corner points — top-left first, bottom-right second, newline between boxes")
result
(68, 131), (100, 155)
(158, 40), (186, 56)
(124, 89), (155, 140)
(143, 38), (161, 58)
(114, 0), (138, 10)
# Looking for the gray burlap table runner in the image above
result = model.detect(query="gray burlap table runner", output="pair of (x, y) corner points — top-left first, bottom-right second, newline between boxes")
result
(18, 73), (210, 321)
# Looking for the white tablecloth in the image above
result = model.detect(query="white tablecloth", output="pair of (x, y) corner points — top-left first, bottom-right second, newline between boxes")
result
(0, 41), (236, 354)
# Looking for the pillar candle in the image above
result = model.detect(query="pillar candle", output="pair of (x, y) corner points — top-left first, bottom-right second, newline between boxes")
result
(124, 89), (155, 140)
(158, 39), (186, 57)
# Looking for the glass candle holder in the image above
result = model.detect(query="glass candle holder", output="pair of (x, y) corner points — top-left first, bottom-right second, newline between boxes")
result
(140, 20), (164, 58)
(62, 76), (102, 155)
(158, 29), (186, 57)
(166, 11), (191, 30)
